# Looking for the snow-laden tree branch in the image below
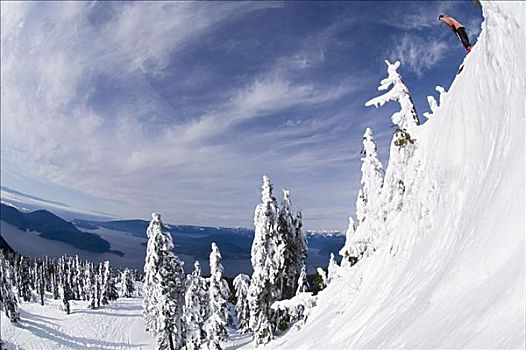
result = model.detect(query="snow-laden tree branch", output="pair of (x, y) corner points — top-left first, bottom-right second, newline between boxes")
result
(365, 60), (420, 130)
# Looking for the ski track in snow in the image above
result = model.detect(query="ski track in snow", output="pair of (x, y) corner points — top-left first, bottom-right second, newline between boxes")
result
(1, 293), (155, 349)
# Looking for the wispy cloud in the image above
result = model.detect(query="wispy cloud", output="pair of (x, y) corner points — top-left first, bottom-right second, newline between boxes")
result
(102, 2), (283, 75)
(389, 34), (449, 77)
(377, 1), (454, 31)
(0, 1), (363, 229)
(272, 16), (357, 71)
(0, 186), (70, 208)
(0, 1), (483, 229)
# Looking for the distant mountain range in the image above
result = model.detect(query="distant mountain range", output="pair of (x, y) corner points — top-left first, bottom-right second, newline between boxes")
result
(1, 203), (345, 276)
(74, 218), (344, 261)
(74, 218), (256, 262)
(74, 219), (254, 239)
(0, 203), (122, 255)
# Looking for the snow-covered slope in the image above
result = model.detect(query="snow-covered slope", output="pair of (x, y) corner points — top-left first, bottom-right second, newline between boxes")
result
(1, 290), (155, 349)
(272, 2), (525, 349)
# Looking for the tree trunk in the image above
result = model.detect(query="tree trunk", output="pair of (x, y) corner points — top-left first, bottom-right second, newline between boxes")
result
(168, 331), (175, 350)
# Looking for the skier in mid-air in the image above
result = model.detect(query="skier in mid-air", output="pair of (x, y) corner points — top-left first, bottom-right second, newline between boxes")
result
(439, 14), (472, 53)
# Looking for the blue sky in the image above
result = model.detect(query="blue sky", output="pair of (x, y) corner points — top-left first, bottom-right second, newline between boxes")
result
(0, 1), (483, 230)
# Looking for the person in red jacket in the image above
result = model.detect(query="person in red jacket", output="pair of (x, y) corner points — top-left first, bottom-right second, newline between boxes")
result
(439, 14), (472, 53)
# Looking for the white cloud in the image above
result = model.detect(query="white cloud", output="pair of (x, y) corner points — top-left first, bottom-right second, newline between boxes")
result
(104, 2), (280, 75)
(168, 71), (358, 146)
(389, 34), (449, 76)
(378, 1), (454, 31)
(230, 73), (352, 117)
(1, 1), (363, 229)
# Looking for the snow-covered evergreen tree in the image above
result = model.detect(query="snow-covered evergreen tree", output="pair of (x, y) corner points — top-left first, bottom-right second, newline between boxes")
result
(43, 256), (51, 293)
(293, 211), (308, 277)
(84, 262), (92, 303)
(143, 213), (160, 332)
(143, 213), (186, 350)
(184, 261), (208, 350)
(86, 262), (99, 309)
(101, 260), (118, 304)
(327, 253), (339, 283)
(339, 216), (361, 265)
(157, 236), (186, 349)
(17, 256), (31, 302)
(248, 176), (282, 345)
(295, 264), (309, 295)
(52, 265), (60, 300)
(356, 128), (384, 225)
(233, 274), (251, 333)
(61, 285), (71, 314)
(100, 262), (108, 305)
(365, 60), (419, 131)
(60, 258), (72, 314)
(120, 268), (135, 298)
(67, 257), (77, 300)
(316, 268), (328, 289)
(206, 242), (229, 350)
(355, 189), (366, 225)
(95, 263), (104, 307)
(37, 262), (45, 305)
(75, 255), (86, 301)
(381, 132), (413, 215)
(0, 252), (20, 322)
(365, 60), (418, 224)
(32, 260), (38, 291)
(277, 189), (298, 300)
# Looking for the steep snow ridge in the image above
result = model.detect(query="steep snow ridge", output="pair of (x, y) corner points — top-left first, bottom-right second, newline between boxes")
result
(274, 2), (525, 349)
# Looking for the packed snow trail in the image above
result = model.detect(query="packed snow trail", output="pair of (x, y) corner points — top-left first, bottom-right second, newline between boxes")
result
(1, 293), (155, 349)
(269, 2), (525, 349)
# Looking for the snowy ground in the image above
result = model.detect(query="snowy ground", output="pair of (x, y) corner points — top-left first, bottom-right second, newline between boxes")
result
(1, 293), (155, 349)
(224, 329), (253, 350)
(0, 293), (259, 350)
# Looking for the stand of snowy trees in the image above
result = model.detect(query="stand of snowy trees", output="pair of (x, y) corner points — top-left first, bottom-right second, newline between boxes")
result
(0, 249), (136, 324)
(339, 59), (422, 267)
(244, 59), (429, 348)
(308, 59), (425, 300)
(143, 213), (232, 350)
(142, 177), (309, 348)
(247, 176), (309, 345)
(2, 60), (426, 350)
